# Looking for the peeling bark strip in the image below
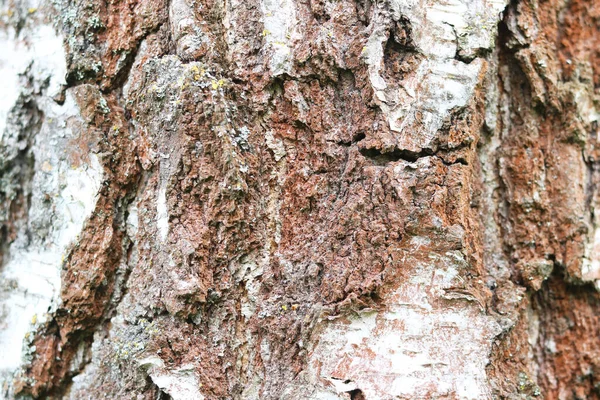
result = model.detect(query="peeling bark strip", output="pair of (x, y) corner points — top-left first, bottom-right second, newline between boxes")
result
(0, 0), (599, 398)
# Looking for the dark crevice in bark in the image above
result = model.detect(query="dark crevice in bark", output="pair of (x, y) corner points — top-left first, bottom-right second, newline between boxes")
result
(359, 146), (468, 166)
(329, 132), (366, 147)
(359, 146), (433, 163)
(349, 388), (366, 400)
(584, 155), (598, 237)
(439, 155), (468, 166)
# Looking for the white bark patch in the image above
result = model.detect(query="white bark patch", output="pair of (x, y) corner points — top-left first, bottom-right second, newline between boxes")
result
(0, 89), (103, 376)
(126, 202), (139, 237)
(261, 0), (297, 76)
(575, 81), (600, 287)
(157, 186), (169, 241)
(0, 16), (71, 378)
(386, 59), (482, 152)
(363, 0), (508, 153)
(304, 253), (501, 399)
(0, 22), (66, 139)
(139, 356), (205, 400)
(390, 0), (506, 60)
(583, 226), (600, 288)
(265, 130), (287, 161)
(170, 0), (207, 60)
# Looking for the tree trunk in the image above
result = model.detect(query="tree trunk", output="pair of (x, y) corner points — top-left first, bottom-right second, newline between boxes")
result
(0, 0), (599, 398)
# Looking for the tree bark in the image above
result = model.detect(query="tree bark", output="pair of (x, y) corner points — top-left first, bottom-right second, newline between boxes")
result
(0, 0), (599, 398)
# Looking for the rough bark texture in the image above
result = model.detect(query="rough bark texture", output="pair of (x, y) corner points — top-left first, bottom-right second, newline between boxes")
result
(0, 0), (599, 398)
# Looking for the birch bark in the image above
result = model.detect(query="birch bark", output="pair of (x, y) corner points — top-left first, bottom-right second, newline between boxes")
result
(0, 0), (599, 398)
